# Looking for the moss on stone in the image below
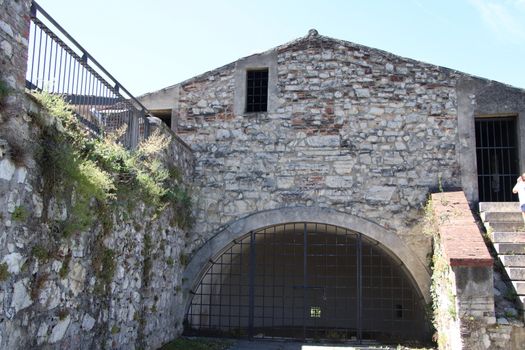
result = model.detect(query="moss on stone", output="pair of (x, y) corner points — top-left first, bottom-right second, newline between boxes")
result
(12, 205), (29, 222)
(0, 262), (9, 281)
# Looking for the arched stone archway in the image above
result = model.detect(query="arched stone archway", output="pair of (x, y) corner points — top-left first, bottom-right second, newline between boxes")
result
(182, 206), (431, 314)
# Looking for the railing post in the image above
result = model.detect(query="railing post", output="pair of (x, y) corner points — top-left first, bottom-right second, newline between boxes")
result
(143, 111), (150, 139)
(129, 109), (141, 149)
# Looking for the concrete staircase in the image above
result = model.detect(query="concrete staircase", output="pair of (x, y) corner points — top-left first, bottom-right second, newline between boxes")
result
(480, 202), (525, 308)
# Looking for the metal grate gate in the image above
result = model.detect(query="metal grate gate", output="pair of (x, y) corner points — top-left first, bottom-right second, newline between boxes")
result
(185, 223), (429, 344)
(475, 117), (519, 202)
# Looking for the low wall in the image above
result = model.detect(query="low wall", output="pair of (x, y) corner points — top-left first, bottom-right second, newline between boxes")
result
(431, 191), (525, 349)
(0, 94), (193, 349)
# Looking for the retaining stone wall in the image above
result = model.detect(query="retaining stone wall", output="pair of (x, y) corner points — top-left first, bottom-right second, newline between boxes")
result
(0, 96), (191, 349)
(0, 3), (194, 348)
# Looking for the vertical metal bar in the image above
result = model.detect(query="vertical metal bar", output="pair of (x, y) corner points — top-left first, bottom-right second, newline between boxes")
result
(68, 54), (75, 102)
(47, 34), (54, 89)
(30, 22), (37, 87)
(248, 230), (256, 339)
(78, 65), (84, 118)
(272, 224), (276, 337)
(56, 44), (63, 93)
(499, 120), (505, 200)
(42, 31), (48, 89)
(303, 222), (307, 341)
(36, 26), (43, 89)
(357, 232), (362, 343)
(492, 120), (497, 200)
(478, 120), (485, 201)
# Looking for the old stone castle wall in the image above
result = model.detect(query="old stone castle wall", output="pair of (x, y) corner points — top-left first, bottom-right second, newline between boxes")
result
(0, 2), (195, 349)
(173, 34), (463, 271)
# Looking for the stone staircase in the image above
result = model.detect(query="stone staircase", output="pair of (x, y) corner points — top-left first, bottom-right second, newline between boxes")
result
(480, 202), (525, 309)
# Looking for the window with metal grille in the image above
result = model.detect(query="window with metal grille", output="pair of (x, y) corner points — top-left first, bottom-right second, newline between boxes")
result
(475, 117), (519, 202)
(246, 69), (268, 113)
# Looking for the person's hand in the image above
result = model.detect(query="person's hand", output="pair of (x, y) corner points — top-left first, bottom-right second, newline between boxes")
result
(518, 176), (523, 183)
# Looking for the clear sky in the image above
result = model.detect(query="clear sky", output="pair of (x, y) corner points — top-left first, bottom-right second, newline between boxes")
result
(36, 0), (525, 96)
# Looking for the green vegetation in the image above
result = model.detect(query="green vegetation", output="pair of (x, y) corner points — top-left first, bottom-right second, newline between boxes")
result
(12, 206), (29, 222)
(142, 233), (153, 287)
(33, 90), (193, 238)
(59, 252), (71, 279)
(31, 91), (193, 298)
(426, 198), (455, 349)
(179, 253), (189, 267)
(111, 325), (121, 334)
(32, 245), (51, 262)
(0, 262), (9, 281)
(0, 80), (10, 106)
(57, 308), (69, 320)
(93, 248), (116, 295)
(166, 256), (174, 267)
(159, 337), (233, 350)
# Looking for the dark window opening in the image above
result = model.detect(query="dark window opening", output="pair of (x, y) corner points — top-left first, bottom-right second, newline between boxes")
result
(475, 117), (519, 202)
(246, 69), (268, 113)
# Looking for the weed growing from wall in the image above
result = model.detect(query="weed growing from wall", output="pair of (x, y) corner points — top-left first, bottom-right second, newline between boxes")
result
(0, 263), (9, 281)
(33, 91), (193, 232)
(0, 80), (10, 107)
(425, 198), (457, 349)
(12, 206), (29, 222)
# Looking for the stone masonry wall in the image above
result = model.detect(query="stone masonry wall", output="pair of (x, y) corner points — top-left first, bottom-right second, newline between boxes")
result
(0, 0), (30, 119)
(176, 32), (461, 270)
(0, 2), (195, 348)
(0, 96), (192, 349)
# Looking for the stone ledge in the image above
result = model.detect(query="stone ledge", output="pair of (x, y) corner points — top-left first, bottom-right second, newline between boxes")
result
(432, 191), (493, 267)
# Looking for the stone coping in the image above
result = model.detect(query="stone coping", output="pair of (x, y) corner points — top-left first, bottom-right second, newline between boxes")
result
(432, 191), (493, 267)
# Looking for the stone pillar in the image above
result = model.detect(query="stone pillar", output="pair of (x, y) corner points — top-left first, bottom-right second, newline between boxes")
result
(0, 0), (32, 118)
(431, 191), (495, 349)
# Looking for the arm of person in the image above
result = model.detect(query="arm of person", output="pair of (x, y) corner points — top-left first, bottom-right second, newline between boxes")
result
(513, 178), (522, 194)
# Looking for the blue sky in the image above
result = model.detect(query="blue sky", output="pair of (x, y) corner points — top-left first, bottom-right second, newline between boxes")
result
(36, 0), (525, 96)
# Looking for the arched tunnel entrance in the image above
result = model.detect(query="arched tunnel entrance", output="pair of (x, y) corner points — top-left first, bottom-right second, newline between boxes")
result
(184, 222), (431, 343)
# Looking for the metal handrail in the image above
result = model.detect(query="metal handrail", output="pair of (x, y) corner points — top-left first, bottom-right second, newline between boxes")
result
(30, 1), (150, 114)
(26, 0), (152, 148)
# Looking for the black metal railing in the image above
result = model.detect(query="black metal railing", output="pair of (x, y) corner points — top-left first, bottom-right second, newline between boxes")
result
(26, 1), (151, 148)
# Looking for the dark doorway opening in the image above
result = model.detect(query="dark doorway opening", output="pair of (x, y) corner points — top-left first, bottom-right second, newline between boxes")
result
(475, 117), (519, 202)
(184, 223), (430, 344)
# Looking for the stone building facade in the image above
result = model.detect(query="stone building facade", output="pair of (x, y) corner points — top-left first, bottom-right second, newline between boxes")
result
(141, 29), (525, 313)
(2, 0), (525, 345)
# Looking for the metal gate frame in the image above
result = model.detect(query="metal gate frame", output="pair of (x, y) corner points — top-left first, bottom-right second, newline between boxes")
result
(185, 222), (428, 343)
(475, 116), (519, 202)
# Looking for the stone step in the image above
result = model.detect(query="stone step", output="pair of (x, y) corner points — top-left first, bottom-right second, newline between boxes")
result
(495, 243), (525, 255)
(500, 255), (525, 267)
(481, 211), (523, 223)
(492, 232), (525, 243)
(518, 296), (525, 311)
(485, 222), (525, 233)
(512, 281), (525, 295)
(505, 267), (525, 280)
(480, 202), (520, 213)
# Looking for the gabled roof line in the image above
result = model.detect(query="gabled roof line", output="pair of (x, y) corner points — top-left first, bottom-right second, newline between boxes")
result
(139, 29), (525, 99)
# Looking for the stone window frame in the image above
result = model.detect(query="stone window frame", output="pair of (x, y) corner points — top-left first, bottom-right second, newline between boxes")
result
(457, 78), (525, 203)
(233, 51), (278, 116)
